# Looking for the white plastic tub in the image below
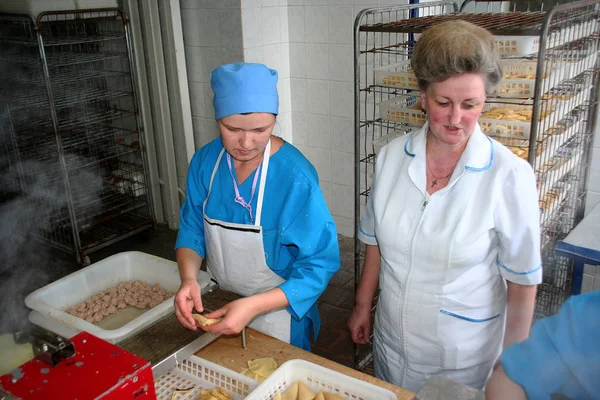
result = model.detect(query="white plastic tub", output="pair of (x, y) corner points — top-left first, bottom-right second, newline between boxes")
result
(25, 251), (210, 344)
(245, 359), (397, 400)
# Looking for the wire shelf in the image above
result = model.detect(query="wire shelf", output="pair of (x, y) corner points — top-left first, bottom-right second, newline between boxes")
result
(1, 8), (153, 264)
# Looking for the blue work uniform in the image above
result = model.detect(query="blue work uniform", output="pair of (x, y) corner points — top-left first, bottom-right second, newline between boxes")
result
(175, 137), (340, 350)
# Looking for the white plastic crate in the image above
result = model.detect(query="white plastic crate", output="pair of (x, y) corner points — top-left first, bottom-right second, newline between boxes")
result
(374, 60), (419, 90)
(479, 103), (555, 139)
(378, 96), (426, 126)
(25, 251), (211, 344)
(154, 356), (258, 400)
(494, 59), (562, 98)
(245, 359), (397, 400)
(494, 35), (540, 57)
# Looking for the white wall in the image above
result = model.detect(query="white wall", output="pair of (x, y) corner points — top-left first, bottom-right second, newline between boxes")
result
(180, 0), (244, 150)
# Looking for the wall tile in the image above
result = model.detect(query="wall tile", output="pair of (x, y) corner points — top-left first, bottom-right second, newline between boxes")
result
(280, 43), (291, 79)
(330, 116), (354, 154)
(277, 111), (294, 142)
(289, 43), (307, 78)
(292, 112), (308, 145)
(585, 190), (600, 215)
(296, 145), (331, 181)
(185, 45), (204, 83)
(331, 150), (354, 186)
(305, 6), (329, 43)
(242, 7), (263, 47)
(333, 215), (354, 237)
(180, 0), (197, 9)
(263, 43), (284, 75)
(584, 264), (597, 275)
(593, 274), (600, 291)
(329, 44), (353, 82)
(193, 116), (219, 149)
(182, 8), (201, 47)
(582, 273), (594, 293)
(244, 46), (265, 63)
(218, 0), (240, 8)
(203, 83), (216, 119)
(307, 79), (330, 115)
(287, 0), (305, 5)
(201, 47), (223, 83)
(280, 5), (290, 43)
(320, 180), (332, 210)
(188, 81), (207, 117)
(219, 9), (243, 49)
(328, 6), (353, 44)
(306, 43), (330, 80)
(331, 183), (354, 219)
(263, 0), (280, 6)
(306, 114), (330, 149)
(197, 0), (220, 8)
(329, 81), (353, 117)
(588, 147), (600, 193)
(221, 47), (243, 65)
(288, 6), (305, 43)
(262, 7), (282, 46)
(290, 78), (307, 113)
(278, 77), (292, 115)
(241, 0), (262, 7)
(198, 9), (221, 47)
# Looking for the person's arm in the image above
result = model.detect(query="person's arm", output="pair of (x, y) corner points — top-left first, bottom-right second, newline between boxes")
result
(349, 244), (380, 344)
(174, 248), (204, 330)
(486, 365), (527, 400)
(503, 282), (537, 348)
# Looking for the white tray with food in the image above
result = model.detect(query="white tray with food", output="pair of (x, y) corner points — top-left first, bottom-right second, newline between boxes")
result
(374, 60), (420, 90)
(25, 251), (211, 344)
(378, 95), (427, 126)
(479, 102), (556, 139)
(244, 359), (397, 400)
(154, 355), (258, 400)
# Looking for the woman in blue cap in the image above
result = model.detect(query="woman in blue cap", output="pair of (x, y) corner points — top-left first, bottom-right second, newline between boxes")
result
(173, 62), (340, 350)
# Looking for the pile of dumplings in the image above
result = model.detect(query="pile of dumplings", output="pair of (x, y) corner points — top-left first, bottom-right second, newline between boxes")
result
(65, 280), (174, 324)
(273, 381), (345, 400)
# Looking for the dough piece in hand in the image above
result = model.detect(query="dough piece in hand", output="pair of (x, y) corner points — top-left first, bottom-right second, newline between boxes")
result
(192, 313), (222, 327)
(247, 357), (278, 379)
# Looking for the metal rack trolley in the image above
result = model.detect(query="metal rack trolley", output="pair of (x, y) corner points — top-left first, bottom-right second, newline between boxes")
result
(353, 0), (600, 370)
(0, 9), (154, 265)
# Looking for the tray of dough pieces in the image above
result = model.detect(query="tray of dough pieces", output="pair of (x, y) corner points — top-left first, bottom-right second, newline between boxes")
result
(25, 251), (212, 344)
(244, 359), (397, 400)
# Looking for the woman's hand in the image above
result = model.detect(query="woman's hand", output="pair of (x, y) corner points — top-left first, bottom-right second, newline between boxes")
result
(174, 278), (203, 330)
(200, 297), (260, 335)
(349, 303), (372, 344)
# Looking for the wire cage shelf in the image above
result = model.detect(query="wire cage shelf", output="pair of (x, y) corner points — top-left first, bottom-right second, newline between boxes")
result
(0, 8), (154, 266)
(353, 0), (600, 370)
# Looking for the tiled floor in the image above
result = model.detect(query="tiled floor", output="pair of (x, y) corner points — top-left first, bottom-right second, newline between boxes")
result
(4, 224), (358, 368)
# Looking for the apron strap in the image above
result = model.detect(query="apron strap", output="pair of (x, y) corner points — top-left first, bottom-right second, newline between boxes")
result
(255, 138), (271, 226)
(203, 148), (226, 212)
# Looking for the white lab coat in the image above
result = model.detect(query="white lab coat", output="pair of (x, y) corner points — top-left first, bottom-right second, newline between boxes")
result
(358, 123), (542, 392)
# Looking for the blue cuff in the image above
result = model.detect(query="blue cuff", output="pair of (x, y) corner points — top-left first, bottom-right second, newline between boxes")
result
(174, 231), (205, 258)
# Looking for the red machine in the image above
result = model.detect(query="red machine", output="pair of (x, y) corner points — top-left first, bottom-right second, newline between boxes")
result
(0, 329), (156, 399)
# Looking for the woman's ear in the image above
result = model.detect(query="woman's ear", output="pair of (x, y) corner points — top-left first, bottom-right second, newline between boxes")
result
(420, 91), (427, 113)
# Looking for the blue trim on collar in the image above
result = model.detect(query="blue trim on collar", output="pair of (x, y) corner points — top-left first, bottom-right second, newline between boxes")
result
(497, 259), (542, 275)
(440, 309), (500, 323)
(359, 227), (376, 238)
(465, 135), (494, 172)
(404, 136), (416, 157)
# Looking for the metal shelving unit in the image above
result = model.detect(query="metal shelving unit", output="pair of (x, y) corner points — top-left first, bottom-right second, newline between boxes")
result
(0, 9), (154, 265)
(353, 0), (600, 370)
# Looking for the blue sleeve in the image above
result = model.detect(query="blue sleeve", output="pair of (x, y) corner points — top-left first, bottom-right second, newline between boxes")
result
(501, 291), (600, 399)
(175, 150), (208, 258)
(278, 187), (341, 320)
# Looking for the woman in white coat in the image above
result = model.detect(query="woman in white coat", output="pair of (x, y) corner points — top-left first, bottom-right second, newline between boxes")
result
(349, 20), (542, 392)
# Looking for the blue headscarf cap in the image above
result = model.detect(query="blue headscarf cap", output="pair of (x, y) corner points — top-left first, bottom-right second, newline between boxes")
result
(211, 62), (279, 120)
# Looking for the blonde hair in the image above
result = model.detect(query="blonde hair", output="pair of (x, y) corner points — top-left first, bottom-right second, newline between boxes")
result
(411, 20), (502, 94)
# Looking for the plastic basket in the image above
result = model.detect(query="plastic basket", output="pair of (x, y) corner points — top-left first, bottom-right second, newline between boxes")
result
(479, 103), (555, 139)
(245, 359), (397, 400)
(494, 35), (540, 56)
(154, 355), (259, 400)
(378, 96), (426, 126)
(374, 60), (419, 90)
(494, 59), (562, 98)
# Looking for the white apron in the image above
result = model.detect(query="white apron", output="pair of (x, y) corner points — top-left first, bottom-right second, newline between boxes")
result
(202, 139), (291, 343)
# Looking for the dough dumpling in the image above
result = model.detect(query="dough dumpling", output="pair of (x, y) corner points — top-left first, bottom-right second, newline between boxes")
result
(248, 357), (278, 378)
(192, 314), (222, 326)
(281, 381), (315, 400)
